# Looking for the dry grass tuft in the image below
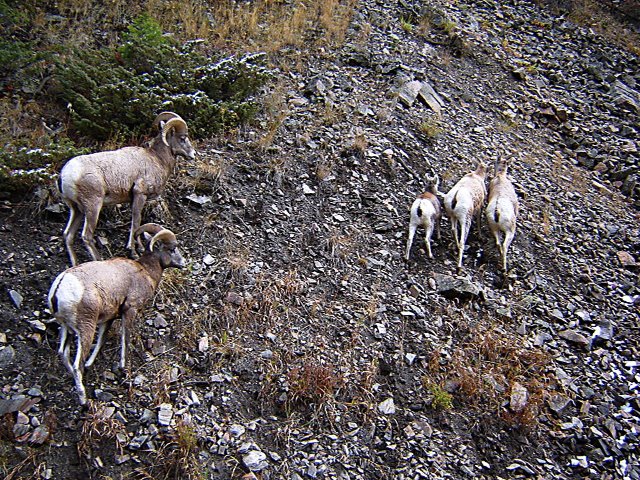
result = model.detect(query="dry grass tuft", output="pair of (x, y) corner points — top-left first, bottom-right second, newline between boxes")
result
(183, 156), (229, 195)
(223, 236), (251, 278)
(208, 0), (357, 52)
(419, 117), (445, 139)
(219, 269), (304, 332)
(422, 323), (552, 428)
(78, 401), (126, 458)
(315, 157), (334, 181)
(257, 82), (289, 150)
(148, 362), (174, 407)
(286, 361), (341, 409)
(326, 227), (360, 262)
(134, 417), (204, 480)
(156, 268), (190, 304)
(351, 128), (368, 155)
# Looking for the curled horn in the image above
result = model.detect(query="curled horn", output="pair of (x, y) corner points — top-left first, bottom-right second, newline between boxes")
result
(134, 223), (164, 240)
(161, 117), (188, 147)
(152, 112), (183, 131)
(133, 223), (165, 255)
(149, 229), (177, 252)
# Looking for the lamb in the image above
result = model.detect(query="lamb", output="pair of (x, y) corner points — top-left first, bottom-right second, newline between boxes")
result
(485, 159), (519, 272)
(58, 111), (196, 266)
(405, 175), (442, 261)
(444, 162), (487, 268)
(47, 223), (186, 405)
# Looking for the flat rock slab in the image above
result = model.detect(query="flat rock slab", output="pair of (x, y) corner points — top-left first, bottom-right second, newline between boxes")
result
(434, 273), (483, 299)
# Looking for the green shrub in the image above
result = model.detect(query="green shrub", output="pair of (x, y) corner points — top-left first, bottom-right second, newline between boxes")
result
(427, 383), (453, 410)
(118, 13), (170, 73)
(0, 2), (50, 94)
(0, 138), (89, 197)
(53, 15), (272, 141)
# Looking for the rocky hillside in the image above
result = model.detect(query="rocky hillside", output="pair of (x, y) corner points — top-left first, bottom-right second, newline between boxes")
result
(1, 0), (639, 479)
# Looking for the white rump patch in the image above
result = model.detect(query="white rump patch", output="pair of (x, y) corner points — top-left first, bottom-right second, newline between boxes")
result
(51, 273), (85, 316)
(59, 158), (85, 201)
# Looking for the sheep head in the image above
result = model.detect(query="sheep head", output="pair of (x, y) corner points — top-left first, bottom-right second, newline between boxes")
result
(474, 162), (487, 179)
(494, 158), (510, 176)
(160, 117), (196, 160)
(134, 223), (186, 269)
(425, 173), (440, 194)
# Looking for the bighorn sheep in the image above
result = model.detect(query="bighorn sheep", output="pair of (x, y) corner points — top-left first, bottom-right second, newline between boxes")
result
(47, 223), (186, 405)
(58, 112), (195, 266)
(485, 159), (519, 272)
(406, 175), (442, 261)
(444, 163), (487, 268)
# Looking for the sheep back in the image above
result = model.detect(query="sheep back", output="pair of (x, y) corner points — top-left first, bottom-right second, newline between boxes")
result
(445, 175), (486, 217)
(486, 177), (519, 228)
(49, 258), (157, 327)
(59, 147), (173, 206)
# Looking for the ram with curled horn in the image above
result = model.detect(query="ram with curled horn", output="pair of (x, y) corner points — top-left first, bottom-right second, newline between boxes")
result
(48, 223), (186, 405)
(58, 111), (196, 266)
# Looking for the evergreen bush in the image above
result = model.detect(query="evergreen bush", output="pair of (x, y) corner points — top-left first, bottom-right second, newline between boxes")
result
(53, 15), (272, 140)
(0, 138), (89, 198)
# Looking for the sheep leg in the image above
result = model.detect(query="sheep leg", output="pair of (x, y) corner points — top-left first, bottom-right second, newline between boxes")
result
(436, 218), (441, 240)
(72, 333), (88, 405)
(59, 337), (74, 375)
(63, 205), (83, 266)
(81, 202), (103, 262)
(58, 324), (68, 355)
(493, 228), (502, 249)
(491, 228), (503, 264)
(457, 217), (471, 268)
(451, 219), (460, 250)
(84, 319), (114, 368)
(405, 222), (417, 261)
(128, 189), (147, 258)
(502, 229), (516, 272)
(119, 308), (137, 370)
(424, 223), (434, 259)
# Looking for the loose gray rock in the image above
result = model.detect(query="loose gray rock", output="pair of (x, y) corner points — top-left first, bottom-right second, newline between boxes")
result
(185, 193), (211, 206)
(591, 319), (614, 343)
(434, 273), (483, 299)
(0, 346), (15, 369)
(418, 81), (445, 114)
(397, 80), (423, 107)
(157, 403), (173, 426)
(559, 329), (590, 347)
(548, 394), (572, 414)
(230, 424), (246, 438)
(8, 289), (22, 308)
(378, 397), (396, 415)
(611, 80), (640, 112)
(243, 450), (268, 471)
(510, 383), (529, 413)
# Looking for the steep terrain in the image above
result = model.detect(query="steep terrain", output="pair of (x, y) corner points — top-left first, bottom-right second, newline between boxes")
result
(1, 0), (639, 479)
